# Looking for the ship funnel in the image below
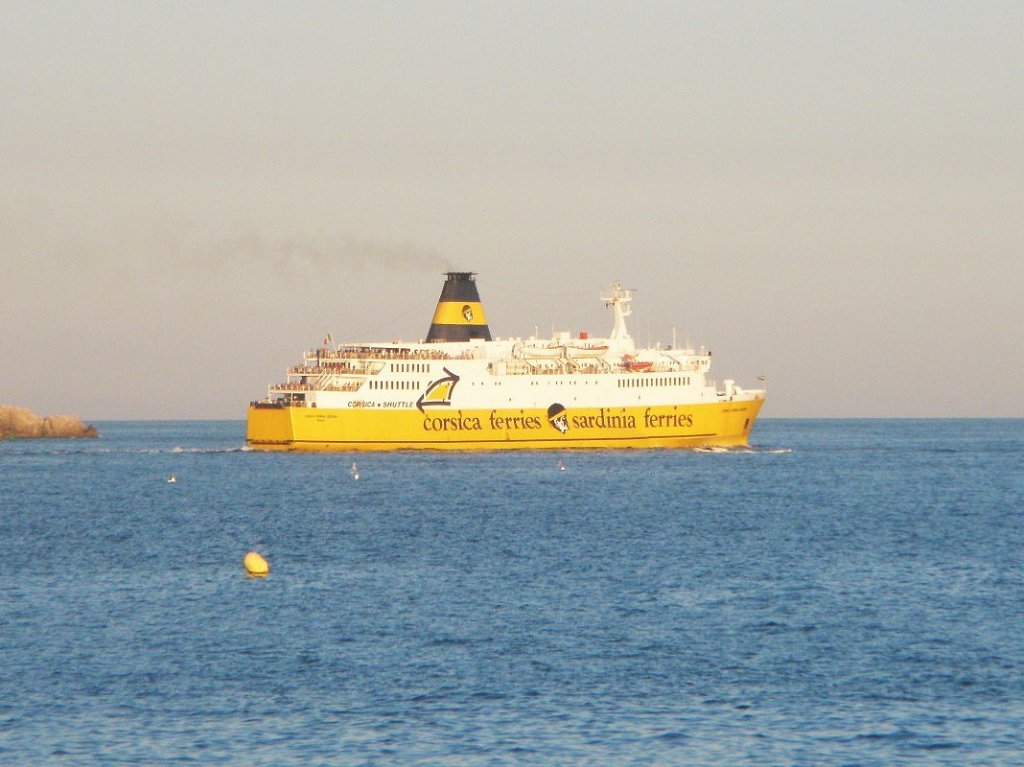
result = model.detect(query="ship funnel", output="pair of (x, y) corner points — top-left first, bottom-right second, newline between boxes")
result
(426, 272), (492, 342)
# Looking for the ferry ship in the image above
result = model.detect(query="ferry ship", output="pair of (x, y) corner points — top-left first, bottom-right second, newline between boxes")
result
(246, 272), (766, 451)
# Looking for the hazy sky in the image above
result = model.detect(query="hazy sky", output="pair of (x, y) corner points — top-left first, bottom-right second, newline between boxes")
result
(3, 2), (1022, 420)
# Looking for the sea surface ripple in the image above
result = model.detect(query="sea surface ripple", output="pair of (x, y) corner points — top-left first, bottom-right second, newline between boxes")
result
(2, 419), (1023, 765)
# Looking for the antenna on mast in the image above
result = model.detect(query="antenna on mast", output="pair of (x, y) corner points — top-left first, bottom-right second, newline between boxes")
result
(601, 282), (634, 340)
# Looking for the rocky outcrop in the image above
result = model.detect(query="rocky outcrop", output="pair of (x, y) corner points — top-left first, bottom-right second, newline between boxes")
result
(0, 405), (98, 439)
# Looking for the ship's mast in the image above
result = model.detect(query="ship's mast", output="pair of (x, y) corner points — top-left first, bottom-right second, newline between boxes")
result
(601, 282), (633, 340)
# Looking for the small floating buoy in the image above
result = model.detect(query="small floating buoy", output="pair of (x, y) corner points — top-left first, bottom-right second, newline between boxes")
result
(167, 474), (177, 483)
(244, 551), (269, 576)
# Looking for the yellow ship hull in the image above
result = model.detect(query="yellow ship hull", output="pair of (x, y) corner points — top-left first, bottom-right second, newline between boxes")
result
(246, 399), (764, 452)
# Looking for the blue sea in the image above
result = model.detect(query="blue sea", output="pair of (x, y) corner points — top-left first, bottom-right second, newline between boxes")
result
(2, 419), (1023, 766)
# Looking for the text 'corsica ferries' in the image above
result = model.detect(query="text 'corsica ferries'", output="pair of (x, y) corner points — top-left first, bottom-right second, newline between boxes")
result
(246, 272), (766, 451)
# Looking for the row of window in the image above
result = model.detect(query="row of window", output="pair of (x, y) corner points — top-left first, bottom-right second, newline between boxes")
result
(390, 362), (430, 373)
(618, 377), (691, 388)
(367, 375), (691, 391)
(369, 380), (419, 390)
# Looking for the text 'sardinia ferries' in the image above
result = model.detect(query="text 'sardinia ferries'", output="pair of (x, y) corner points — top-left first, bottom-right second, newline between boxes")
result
(246, 272), (766, 451)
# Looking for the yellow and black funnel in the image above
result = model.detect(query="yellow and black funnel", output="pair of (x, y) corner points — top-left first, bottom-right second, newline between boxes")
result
(425, 272), (492, 342)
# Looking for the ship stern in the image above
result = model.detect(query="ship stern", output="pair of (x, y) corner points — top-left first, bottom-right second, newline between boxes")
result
(246, 404), (295, 450)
